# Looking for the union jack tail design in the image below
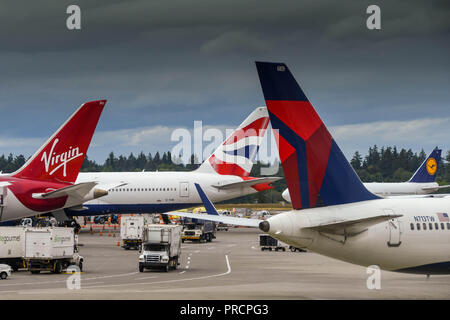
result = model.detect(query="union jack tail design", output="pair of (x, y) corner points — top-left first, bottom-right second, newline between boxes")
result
(256, 61), (379, 210)
(197, 107), (269, 176)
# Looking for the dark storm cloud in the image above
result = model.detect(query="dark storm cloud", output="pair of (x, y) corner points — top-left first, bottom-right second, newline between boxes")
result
(0, 0), (448, 161)
(1, 0), (449, 52)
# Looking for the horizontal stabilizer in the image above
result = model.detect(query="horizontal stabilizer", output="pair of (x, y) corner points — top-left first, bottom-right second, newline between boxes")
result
(306, 214), (403, 236)
(211, 177), (281, 190)
(34, 182), (98, 199)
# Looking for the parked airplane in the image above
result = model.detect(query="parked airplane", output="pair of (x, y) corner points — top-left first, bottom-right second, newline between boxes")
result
(70, 107), (281, 216)
(167, 62), (450, 275)
(281, 147), (449, 202)
(0, 100), (108, 222)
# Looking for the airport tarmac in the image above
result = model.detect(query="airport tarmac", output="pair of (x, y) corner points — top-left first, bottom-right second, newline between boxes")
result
(0, 228), (449, 300)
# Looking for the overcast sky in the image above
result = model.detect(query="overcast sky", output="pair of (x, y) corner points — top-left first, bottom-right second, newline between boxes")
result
(0, 0), (448, 164)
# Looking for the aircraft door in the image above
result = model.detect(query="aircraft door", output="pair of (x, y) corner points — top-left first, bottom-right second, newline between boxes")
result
(385, 209), (401, 247)
(179, 182), (189, 197)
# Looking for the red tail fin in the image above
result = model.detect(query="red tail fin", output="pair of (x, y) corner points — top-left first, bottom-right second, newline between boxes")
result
(12, 100), (106, 184)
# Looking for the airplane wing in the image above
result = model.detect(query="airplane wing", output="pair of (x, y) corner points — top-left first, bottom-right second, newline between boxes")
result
(163, 211), (261, 227)
(305, 214), (403, 236)
(211, 177), (282, 190)
(162, 182), (261, 227)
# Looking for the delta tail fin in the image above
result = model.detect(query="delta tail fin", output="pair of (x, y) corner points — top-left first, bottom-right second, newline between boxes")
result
(12, 100), (106, 184)
(196, 106), (270, 176)
(409, 147), (441, 183)
(255, 61), (379, 210)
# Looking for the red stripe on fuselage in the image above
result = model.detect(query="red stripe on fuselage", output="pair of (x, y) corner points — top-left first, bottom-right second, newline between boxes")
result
(0, 176), (69, 212)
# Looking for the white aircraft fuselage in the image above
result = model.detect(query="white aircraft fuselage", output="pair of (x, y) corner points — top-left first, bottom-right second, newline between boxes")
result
(72, 171), (260, 215)
(265, 197), (450, 274)
(282, 182), (441, 203)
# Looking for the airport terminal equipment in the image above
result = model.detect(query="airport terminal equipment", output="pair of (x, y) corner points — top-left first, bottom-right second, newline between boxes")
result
(0, 226), (27, 271)
(259, 234), (286, 251)
(181, 218), (216, 243)
(120, 215), (144, 250)
(216, 222), (229, 231)
(24, 227), (83, 274)
(0, 264), (11, 279)
(139, 224), (182, 272)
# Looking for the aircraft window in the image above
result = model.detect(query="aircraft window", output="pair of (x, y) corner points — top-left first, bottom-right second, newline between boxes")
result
(447, 223), (450, 230)
(152, 188), (155, 191)
(163, 188), (165, 191)
(416, 223), (421, 230)
(429, 223), (433, 230)
(126, 188), (129, 192)
(410, 223), (414, 230)
(134, 188), (137, 191)
(137, 188), (140, 191)
(435, 223), (439, 230)
(441, 223), (445, 230)
(423, 223), (427, 230)
(145, 188), (148, 191)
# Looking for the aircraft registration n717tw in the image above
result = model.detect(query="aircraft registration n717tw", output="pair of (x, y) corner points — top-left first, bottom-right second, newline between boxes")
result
(166, 62), (450, 275)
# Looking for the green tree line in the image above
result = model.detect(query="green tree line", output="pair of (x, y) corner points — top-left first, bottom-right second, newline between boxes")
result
(0, 145), (448, 203)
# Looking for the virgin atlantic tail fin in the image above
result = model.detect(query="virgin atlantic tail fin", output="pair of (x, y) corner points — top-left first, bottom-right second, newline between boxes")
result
(12, 100), (106, 184)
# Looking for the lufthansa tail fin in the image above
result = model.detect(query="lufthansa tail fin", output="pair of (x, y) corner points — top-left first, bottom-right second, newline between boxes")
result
(409, 147), (441, 183)
(12, 100), (106, 184)
(196, 107), (269, 176)
(255, 61), (379, 210)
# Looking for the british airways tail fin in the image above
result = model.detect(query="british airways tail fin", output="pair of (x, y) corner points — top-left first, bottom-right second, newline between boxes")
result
(255, 61), (379, 210)
(12, 100), (106, 184)
(196, 107), (270, 177)
(409, 147), (441, 183)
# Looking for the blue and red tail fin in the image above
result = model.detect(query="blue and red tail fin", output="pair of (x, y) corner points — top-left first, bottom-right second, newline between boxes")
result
(409, 147), (441, 183)
(255, 61), (379, 210)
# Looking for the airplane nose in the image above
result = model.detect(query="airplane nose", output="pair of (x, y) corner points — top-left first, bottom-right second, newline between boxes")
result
(259, 221), (270, 232)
